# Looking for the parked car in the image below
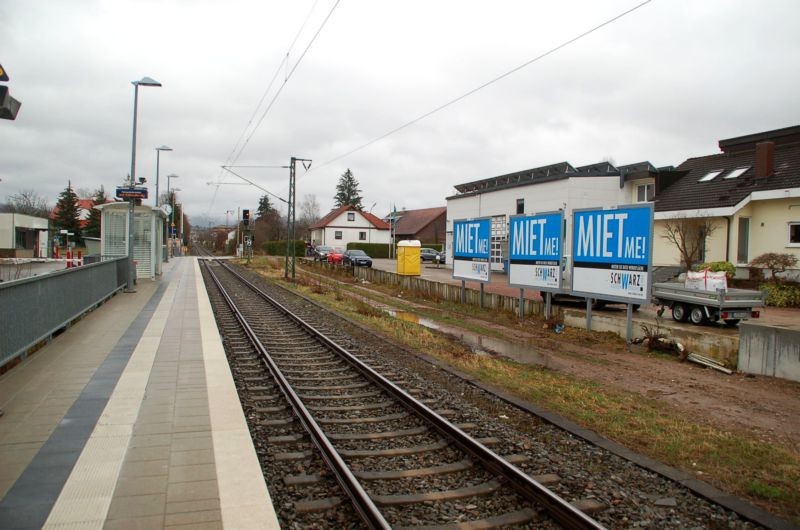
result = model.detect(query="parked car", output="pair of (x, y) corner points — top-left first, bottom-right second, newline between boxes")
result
(420, 248), (442, 262)
(343, 249), (373, 267)
(327, 248), (344, 264)
(315, 245), (333, 261)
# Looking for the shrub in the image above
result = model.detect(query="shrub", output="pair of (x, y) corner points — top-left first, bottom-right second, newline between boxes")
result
(749, 253), (798, 284)
(695, 261), (736, 279)
(261, 240), (306, 256)
(759, 283), (800, 308)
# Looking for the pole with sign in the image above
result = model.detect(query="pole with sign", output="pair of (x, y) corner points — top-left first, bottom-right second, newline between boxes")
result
(452, 217), (491, 308)
(508, 211), (564, 318)
(571, 203), (654, 341)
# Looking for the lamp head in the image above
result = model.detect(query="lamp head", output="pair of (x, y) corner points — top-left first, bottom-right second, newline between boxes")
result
(156, 145), (173, 152)
(133, 76), (161, 87)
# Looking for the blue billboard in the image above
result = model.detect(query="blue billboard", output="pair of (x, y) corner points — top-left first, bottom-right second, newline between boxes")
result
(452, 218), (491, 282)
(508, 211), (563, 290)
(571, 204), (653, 302)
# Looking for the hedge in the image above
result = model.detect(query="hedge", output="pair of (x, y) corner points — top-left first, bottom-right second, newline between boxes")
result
(262, 240), (307, 257)
(346, 242), (443, 259)
(346, 243), (392, 258)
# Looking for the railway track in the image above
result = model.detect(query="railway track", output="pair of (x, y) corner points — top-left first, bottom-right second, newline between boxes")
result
(200, 257), (604, 529)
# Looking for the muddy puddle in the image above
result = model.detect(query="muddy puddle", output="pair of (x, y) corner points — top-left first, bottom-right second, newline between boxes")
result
(385, 309), (552, 368)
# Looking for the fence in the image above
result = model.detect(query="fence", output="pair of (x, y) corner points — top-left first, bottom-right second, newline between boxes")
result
(306, 260), (553, 318)
(0, 256), (127, 368)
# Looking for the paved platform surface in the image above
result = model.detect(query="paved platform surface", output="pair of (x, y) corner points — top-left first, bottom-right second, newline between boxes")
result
(0, 258), (278, 529)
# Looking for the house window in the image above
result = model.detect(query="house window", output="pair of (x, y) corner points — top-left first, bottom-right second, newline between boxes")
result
(516, 199), (524, 214)
(359, 231), (367, 241)
(636, 183), (654, 202)
(347, 212), (355, 221)
(335, 231), (343, 240)
(790, 222), (800, 246)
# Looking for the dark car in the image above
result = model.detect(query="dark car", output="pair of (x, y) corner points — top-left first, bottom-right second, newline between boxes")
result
(314, 245), (333, 261)
(420, 248), (442, 262)
(343, 249), (373, 267)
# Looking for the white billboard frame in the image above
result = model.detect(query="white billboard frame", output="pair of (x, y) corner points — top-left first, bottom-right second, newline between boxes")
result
(451, 216), (492, 283)
(507, 210), (564, 292)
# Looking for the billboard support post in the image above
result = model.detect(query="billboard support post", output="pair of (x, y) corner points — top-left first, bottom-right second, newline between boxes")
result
(480, 283), (484, 309)
(518, 288), (524, 320)
(626, 303), (634, 344)
(461, 280), (466, 304)
(545, 292), (552, 320)
(586, 298), (593, 331)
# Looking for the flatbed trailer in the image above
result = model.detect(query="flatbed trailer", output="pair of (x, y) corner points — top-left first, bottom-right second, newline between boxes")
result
(652, 282), (765, 326)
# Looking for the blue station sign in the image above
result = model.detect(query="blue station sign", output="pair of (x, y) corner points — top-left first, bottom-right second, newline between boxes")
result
(452, 217), (491, 282)
(508, 211), (563, 290)
(116, 187), (148, 200)
(570, 204), (653, 302)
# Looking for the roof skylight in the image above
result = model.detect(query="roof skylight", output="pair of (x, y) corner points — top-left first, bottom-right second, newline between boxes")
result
(723, 166), (750, 179)
(698, 170), (723, 182)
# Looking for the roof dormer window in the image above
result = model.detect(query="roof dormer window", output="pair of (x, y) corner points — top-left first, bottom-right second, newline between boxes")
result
(698, 170), (723, 182)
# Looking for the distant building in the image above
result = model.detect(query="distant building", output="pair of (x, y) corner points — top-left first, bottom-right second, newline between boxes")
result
(386, 206), (446, 244)
(653, 125), (800, 277)
(309, 205), (390, 247)
(445, 161), (670, 269)
(0, 213), (50, 258)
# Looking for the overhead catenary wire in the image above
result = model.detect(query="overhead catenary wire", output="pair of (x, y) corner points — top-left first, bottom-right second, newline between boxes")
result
(310, 0), (653, 173)
(206, 0), (330, 216)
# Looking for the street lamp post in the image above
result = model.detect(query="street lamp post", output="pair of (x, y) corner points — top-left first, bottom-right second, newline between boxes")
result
(126, 76), (162, 293)
(166, 173), (179, 257)
(155, 145), (172, 207)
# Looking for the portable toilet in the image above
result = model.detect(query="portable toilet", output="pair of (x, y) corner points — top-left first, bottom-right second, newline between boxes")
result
(397, 240), (421, 276)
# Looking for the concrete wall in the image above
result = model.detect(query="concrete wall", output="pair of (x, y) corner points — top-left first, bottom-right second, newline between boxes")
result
(738, 322), (800, 382)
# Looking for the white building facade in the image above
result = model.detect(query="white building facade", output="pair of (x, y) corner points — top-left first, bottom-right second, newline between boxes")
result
(445, 162), (661, 270)
(309, 205), (390, 248)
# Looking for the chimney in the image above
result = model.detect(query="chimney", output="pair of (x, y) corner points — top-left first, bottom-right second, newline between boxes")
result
(755, 141), (775, 177)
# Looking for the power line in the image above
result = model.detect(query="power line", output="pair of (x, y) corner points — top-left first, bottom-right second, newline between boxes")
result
(311, 0), (653, 172)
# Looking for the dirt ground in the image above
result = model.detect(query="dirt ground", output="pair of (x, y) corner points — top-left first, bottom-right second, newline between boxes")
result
(345, 276), (800, 454)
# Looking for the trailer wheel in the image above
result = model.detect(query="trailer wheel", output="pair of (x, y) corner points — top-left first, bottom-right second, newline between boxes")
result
(724, 319), (741, 327)
(671, 303), (688, 322)
(689, 306), (707, 325)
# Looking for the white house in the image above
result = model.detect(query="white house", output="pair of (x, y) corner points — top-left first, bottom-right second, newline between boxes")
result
(445, 161), (669, 269)
(309, 205), (390, 248)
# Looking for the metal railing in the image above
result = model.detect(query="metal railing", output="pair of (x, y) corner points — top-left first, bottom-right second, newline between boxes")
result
(0, 257), (127, 368)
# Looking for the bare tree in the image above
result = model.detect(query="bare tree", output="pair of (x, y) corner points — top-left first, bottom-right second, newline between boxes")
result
(299, 194), (320, 224)
(661, 215), (717, 270)
(1, 189), (51, 217)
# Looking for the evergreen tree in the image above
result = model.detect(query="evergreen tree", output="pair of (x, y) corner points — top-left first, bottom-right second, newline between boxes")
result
(54, 181), (82, 245)
(84, 185), (106, 238)
(333, 169), (363, 209)
(256, 194), (277, 219)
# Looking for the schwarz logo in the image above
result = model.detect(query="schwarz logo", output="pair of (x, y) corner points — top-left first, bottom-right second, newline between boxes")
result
(609, 271), (642, 290)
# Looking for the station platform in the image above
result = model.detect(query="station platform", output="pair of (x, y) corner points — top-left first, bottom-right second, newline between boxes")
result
(0, 258), (278, 529)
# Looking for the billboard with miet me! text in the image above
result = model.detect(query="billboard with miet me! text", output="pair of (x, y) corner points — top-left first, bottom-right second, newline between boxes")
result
(570, 204), (653, 303)
(508, 211), (563, 291)
(452, 218), (491, 282)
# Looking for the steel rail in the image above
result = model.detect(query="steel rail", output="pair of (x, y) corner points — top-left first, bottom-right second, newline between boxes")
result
(216, 259), (606, 530)
(203, 261), (391, 530)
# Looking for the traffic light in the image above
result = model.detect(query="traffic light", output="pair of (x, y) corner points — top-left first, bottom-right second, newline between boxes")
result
(242, 209), (250, 226)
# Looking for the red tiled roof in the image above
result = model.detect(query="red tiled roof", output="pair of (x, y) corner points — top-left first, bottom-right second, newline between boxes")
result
(309, 205), (390, 230)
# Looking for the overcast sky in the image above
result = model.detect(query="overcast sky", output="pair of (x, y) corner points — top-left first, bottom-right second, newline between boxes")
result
(1, 0), (798, 226)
